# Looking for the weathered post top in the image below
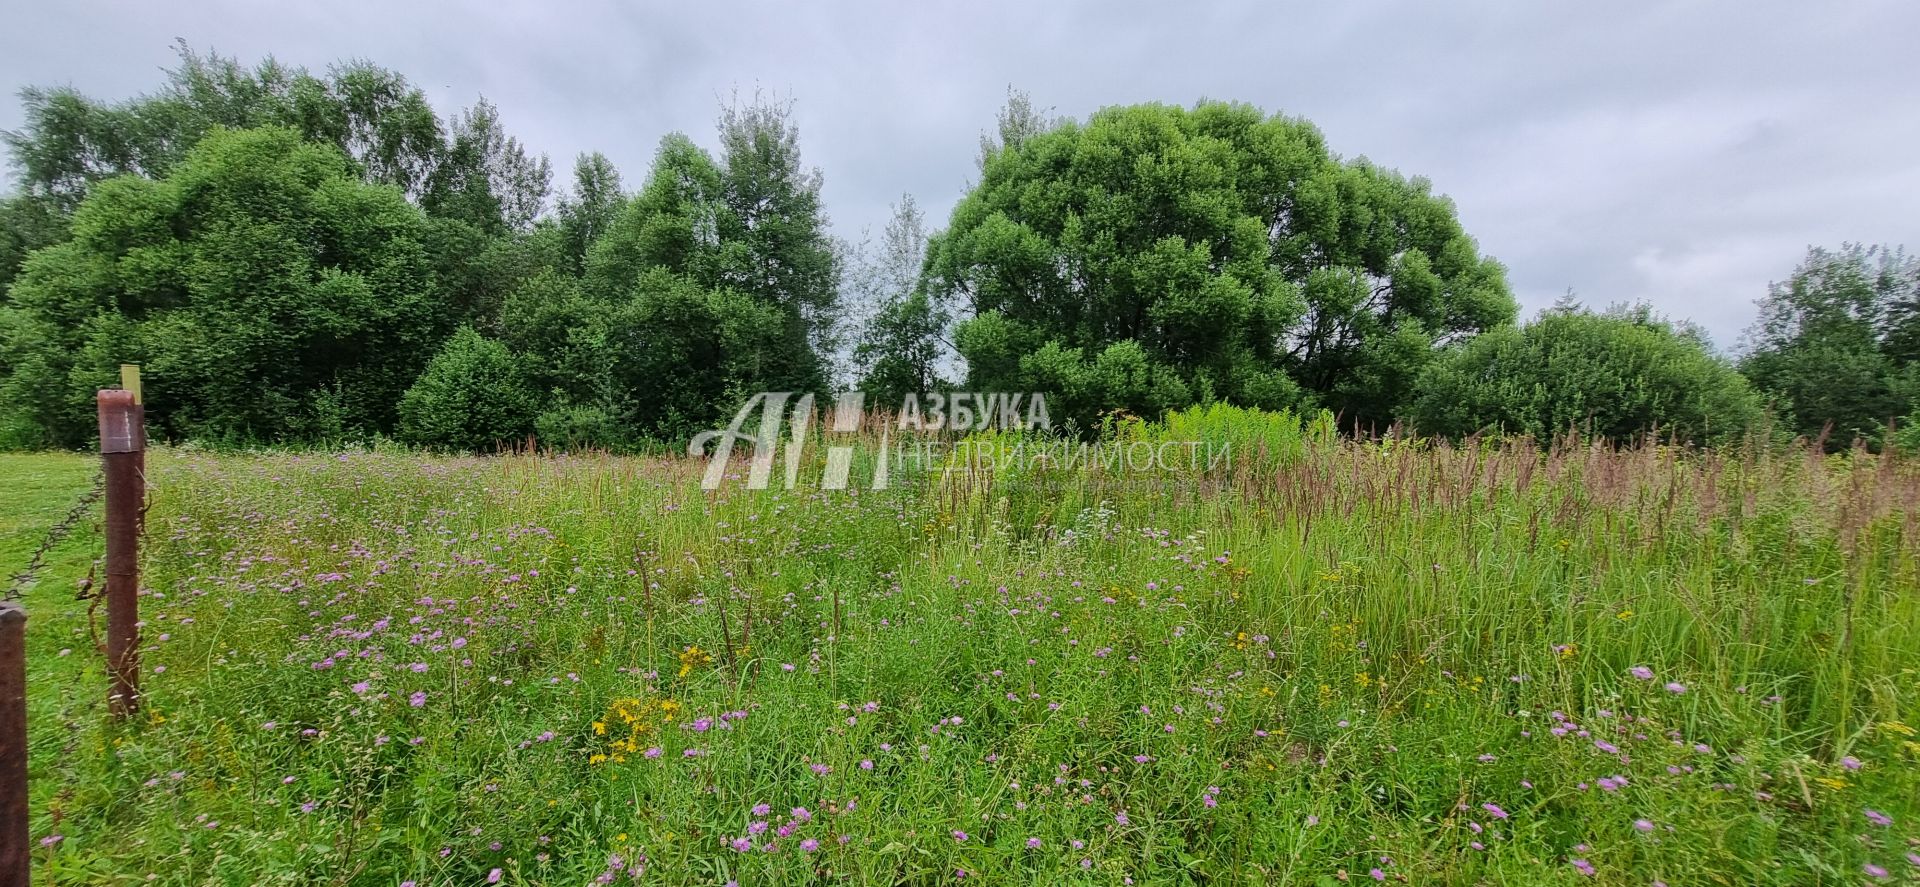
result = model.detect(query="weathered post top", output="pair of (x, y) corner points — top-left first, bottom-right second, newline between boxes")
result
(98, 388), (142, 454)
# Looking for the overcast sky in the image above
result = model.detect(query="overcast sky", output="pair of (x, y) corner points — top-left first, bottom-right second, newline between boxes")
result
(4, 0), (1915, 348)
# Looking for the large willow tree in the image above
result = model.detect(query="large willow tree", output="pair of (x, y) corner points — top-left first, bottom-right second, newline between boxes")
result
(0, 127), (440, 446)
(927, 100), (1514, 429)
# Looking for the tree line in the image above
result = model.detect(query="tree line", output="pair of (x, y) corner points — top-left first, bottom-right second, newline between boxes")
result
(1, 46), (1915, 451)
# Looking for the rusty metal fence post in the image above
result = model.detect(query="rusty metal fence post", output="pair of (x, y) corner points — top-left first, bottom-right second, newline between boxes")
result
(98, 385), (143, 718)
(0, 601), (28, 885)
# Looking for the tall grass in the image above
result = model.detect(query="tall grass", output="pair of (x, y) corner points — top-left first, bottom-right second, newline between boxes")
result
(15, 411), (1919, 884)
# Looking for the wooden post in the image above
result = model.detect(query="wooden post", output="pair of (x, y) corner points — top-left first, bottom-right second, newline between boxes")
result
(98, 386), (143, 718)
(0, 601), (28, 885)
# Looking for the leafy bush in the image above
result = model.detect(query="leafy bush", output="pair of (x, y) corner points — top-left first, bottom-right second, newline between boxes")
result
(1411, 304), (1761, 443)
(398, 327), (540, 451)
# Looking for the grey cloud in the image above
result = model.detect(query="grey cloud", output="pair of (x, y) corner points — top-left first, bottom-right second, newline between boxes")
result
(3, 0), (1914, 348)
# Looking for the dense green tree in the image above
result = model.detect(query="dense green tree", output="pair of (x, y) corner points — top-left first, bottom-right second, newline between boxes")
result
(398, 326), (540, 450)
(927, 100), (1513, 429)
(851, 196), (948, 405)
(0, 126), (440, 446)
(577, 99), (839, 437)
(0, 194), (66, 295)
(1411, 303), (1761, 443)
(2, 43), (445, 210)
(422, 98), (552, 233)
(710, 96), (840, 393)
(556, 152), (625, 274)
(1739, 244), (1919, 447)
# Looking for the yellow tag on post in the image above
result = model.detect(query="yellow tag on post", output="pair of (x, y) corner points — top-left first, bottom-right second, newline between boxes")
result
(120, 364), (142, 404)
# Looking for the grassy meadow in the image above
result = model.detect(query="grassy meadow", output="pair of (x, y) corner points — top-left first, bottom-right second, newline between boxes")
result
(6, 409), (1920, 884)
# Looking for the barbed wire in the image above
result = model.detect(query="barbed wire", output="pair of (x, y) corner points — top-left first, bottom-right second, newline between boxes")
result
(3, 472), (105, 603)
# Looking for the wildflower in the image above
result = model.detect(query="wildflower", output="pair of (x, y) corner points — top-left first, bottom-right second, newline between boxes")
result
(1634, 819), (1654, 832)
(410, 691), (427, 708)
(1570, 858), (1595, 876)
(1027, 837), (1043, 849)
(1481, 803), (1509, 820)
(1664, 682), (1686, 694)
(1842, 756), (1863, 770)
(952, 830), (968, 842)
(486, 869), (501, 883)
(1865, 808), (1893, 827)
(1629, 666), (1654, 680)
(1865, 863), (1888, 880)
(753, 803), (771, 816)
(730, 837), (752, 853)
(800, 838), (819, 852)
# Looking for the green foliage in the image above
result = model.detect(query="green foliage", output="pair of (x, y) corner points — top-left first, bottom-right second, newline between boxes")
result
(1739, 244), (1920, 447)
(398, 326), (540, 450)
(0, 126), (441, 445)
(0, 45), (585, 451)
(0, 194), (67, 295)
(564, 101), (839, 441)
(421, 98), (552, 234)
(1, 42), (446, 209)
(556, 152), (625, 275)
(851, 196), (947, 405)
(1411, 303), (1761, 443)
(931, 100), (1514, 427)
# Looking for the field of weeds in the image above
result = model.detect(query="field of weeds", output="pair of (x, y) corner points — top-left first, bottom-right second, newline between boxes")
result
(8, 409), (1920, 884)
